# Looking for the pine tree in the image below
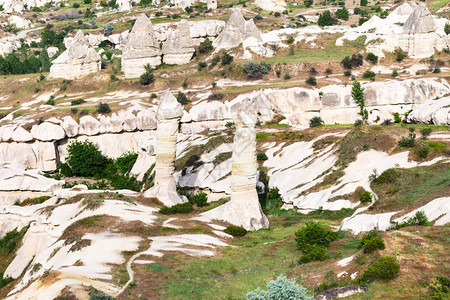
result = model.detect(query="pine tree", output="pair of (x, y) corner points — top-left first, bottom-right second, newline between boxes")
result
(39, 49), (51, 72)
(351, 80), (368, 123)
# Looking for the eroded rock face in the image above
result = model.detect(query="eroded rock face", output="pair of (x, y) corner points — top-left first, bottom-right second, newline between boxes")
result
(255, 0), (286, 12)
(198, 98), (269, 231)
(0, 0), (60, 13)
(0, 162), (63, 192)
(122, 14), (162, 78)
(30, 122), (66, 141)
(49, 30), (101, 79)
(144, 91), (185, 206)
(408, 96), (450, 125)
(162, 19), (195, 65)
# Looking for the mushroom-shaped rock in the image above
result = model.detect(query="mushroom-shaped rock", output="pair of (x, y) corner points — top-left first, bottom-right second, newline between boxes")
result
(79, 115), (101, 136)
(162, 19), (195, 65)
(197, 98), (269, 231)
(49, 30), (101, 79)
(31, 122), (66, 141)
(12, 127), (33, 142)
(122, 14), (162, 78)
(61, 116), (79, 137)
(137, 109), (157, 130)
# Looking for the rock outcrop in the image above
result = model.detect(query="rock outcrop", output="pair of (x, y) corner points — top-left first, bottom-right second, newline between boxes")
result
(198, 98), (269, 231)
(0, 0), (60, 13)
(49, 30), (101, 79)
(336, 2), (448, 58)
(408, 96), (450, 125)
(254, 0), (286, 12)
(162, 19), (195, 65)
(207, 0), (217, 10)
(144, 91), (186, 206)
(122, 14), (162, 78)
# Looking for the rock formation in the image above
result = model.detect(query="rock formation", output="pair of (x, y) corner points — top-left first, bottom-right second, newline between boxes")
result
(207, 0), (217, 10)
(198, 98), (269, 231)
(162, 19), (195, 65)
(122, 14), (162, 78)
(49, 30), (101, 80)
(408, 96), (450, 125)
(213, 9), (263, 50)
(254, 0), (286, 12)
(143, 91), (186, 206)
(336, 2), (447, 58)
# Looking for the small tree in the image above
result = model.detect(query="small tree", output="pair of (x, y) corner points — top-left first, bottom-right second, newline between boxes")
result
(104, 24), (113, 36)
(96, 102), (111, 114)
(351, 80), (368, 123)
(305, 76), (316, 86)
(309, 116), (323, 128)
(318, 10), (338, 27)
(247, 275), (313, 300)
(198, 38), (213, 54)
(221, 52), (233, 65)
(140, 64), (154, 86)
(445, 23), (450, 35)
(335, 7), (349, 20)
(365, 52), (378, 64)
(304, 0), (313, 7)
(66, 141), (110, 177)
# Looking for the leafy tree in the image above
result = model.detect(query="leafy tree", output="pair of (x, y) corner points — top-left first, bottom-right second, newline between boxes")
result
(247, 275), (313, 300)
(295, 222), (339, 251)
(66, 141), (111, 177)
(335, 7), (349, 20)
(318, 10), (338, 27)
(39, 48), (51, 72)
(351, 80), (368, 123)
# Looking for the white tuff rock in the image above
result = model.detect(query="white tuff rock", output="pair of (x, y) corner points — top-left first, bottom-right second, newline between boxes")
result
(162, 19), (195, 65)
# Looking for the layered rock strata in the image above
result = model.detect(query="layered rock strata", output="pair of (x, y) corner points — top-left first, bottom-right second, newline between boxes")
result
(198, 99), (269, 231)
(49, 30), (101, 80)
(143, 91), (186, 206)
(122, 14), (162, 78)
(162, 19), (195, 65)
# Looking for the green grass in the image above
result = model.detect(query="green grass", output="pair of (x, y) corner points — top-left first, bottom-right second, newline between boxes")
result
(423, 141), (448, 151)
(370, 163), (450, 213)
(429, 0), (449, 12)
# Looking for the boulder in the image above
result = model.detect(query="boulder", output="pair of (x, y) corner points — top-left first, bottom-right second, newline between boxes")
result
(144, 91), (185, 206)
(30, 122), (66, 141)
(79, 115), (101, 136)
(8, 15), (32, 29)
(122, 14), (162, 78)
(12, 127), (33, 142)
(122, 110), (137, 131)
(136, 109), (157, 130)
(162, 19), (195, 65)
(0, 125), (15, 142)
(49, 30), (101, 79)
(61, 116), (79, 137)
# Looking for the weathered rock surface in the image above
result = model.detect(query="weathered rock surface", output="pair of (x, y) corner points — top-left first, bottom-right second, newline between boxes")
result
(0, 141), (57, 172)
(0, 162), (63, 192)
(255, 0), (286, 12)
(78, 115), (101, 136)
(408, 96), (450, 125)
(49, 30), (101, 79)
(11, 127), (33, 142)
(162, 19), (195, 65)
(198, 99), (269, 231)
(0, 0), (60, 12)
(61, 116), (79, 137)
(8, 16), (32, 29)
(122, 14), (162, 78)
(144, 91), (185, 206)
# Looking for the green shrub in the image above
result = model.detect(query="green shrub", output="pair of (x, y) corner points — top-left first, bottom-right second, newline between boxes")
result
(395, 48), (407, 61)
(89, 294), (116, 300)
(362, 70), (375, 79)
(66, 141), (111, 177)
(392, 70), (398, 77)
(305, 76), (316, 86)
(295, 222), (339, 251)
(198, 61), (207, 71)
(393, 112), (401, 123)
(71, 98), (86, 106)
(406, 211), (431, 226)
(359, 190), (372, 203)
(299, 244), (329, 263)
(416, 145), (430, 158)
(176, 91), (189, 105)
(335, 7), (349, 20)
(358, 255), (400, 283)
(267, 187), (280, 200)
(247, 275), (313, 300)
(257, 152), (268, 161)
(221, 52), (233, 65)
(58, 162), (73, 177)
(309, 116), (323, 128)
(96, 102), (111, 114)
(286, 36), (295, 44)
(140, 71), (155, 86)
(428, 276), (450, 300)
(365, 52), (378, 64)
(243, 62), (271, 79)
(0, 226), (28, 254)
(398, 133), (416, 147)
(373, 168), (399, 184)
(224, 225), (248, 237)
(284, 73), (291, 80)
(115, 151), (138, 174)
(109, 174), (141, 191)
(198, 38), (213, 54)
(358, 230), (385, 253)
(420, 127), (432, 139)
(159, 202), (194, 215)
(341, 54), (363, 69)
(190, 192), (208, 207)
